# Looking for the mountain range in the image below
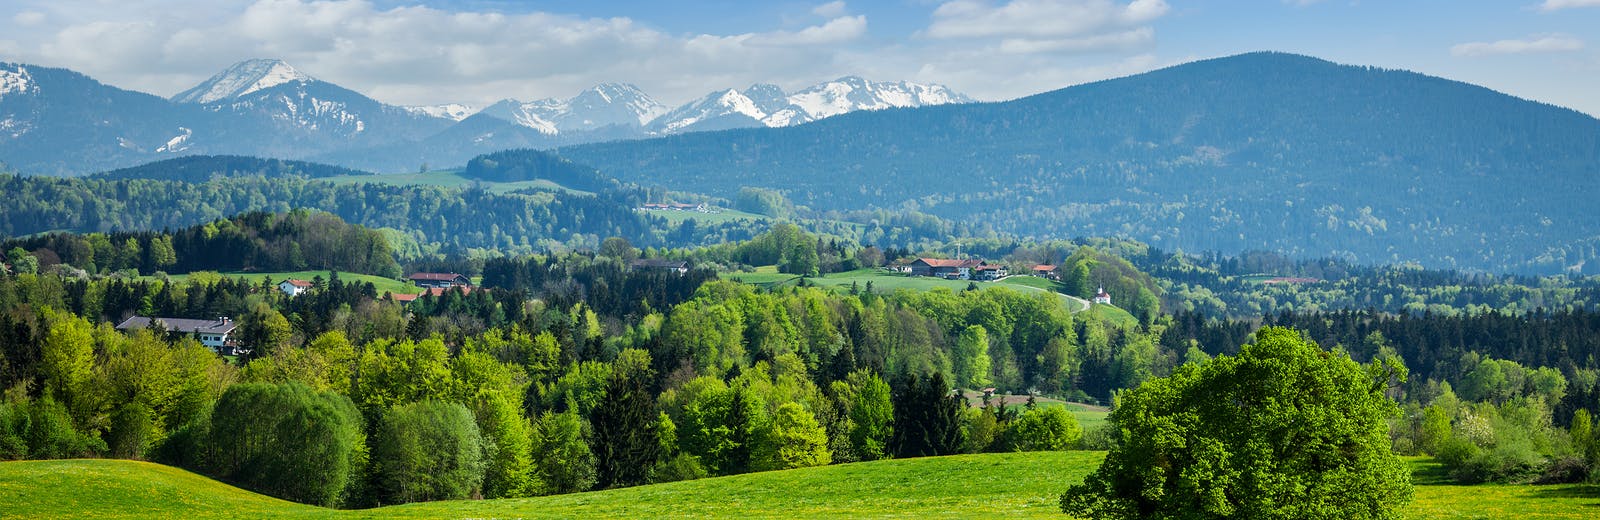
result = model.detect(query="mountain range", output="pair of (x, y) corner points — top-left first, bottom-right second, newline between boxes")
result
(0, 59), (970, 175)
(552, 52), (1600, 273)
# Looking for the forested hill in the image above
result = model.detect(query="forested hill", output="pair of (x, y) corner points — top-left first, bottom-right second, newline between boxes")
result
(91, 155), (368, 182)
(557, 52), (1600, 274)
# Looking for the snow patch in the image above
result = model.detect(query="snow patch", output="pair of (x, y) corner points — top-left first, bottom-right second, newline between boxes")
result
(0, 66), (36, 99)
(155, 127), (193, 153)
(404, 103), (477, 121)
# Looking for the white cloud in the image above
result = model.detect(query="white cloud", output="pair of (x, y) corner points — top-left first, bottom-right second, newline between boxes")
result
(922, 0), (1166, 57)
(813, 1), (848, 18)
(1540, 0), (1600, 11)
(1451, 34), (1585, 57)
(926, 0), (1168, 40)
(12, 11), (46, 25)
(0, 0), (875, 107)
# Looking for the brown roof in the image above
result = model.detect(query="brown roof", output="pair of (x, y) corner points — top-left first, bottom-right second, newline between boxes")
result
(914, 258), (986, 268)
(390, 293), (420, 303)
(282, 279), (314, 288)
(408, 272), (467, 282)
(1033, 264), (1056, 271)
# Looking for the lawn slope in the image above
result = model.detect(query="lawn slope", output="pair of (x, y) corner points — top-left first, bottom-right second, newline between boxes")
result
(3, 454), (1597, 519)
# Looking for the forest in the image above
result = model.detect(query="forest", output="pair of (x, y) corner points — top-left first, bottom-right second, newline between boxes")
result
(1, 214), (1598, 510)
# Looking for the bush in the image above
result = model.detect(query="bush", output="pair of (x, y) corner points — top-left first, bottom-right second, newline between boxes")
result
(373, 401), (487, 504)
(1007, 406), (1081, 451)
(26, 396), (103, 459)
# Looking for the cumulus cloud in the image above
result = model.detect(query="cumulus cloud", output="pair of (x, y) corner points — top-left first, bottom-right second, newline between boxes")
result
(1451, 34), (1585, 57)
(1540, 0), (1600, 11)
(0, 0), (874, 106)
(924, 0), (1166, 55)
(813, 1), (848, 18)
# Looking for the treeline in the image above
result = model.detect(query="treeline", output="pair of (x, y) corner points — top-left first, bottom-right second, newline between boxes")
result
(1160, 307), (1600, 484)
(91, 155), (367, 182)
(0, 174), (670, 256)
(3, 210), (399, 277)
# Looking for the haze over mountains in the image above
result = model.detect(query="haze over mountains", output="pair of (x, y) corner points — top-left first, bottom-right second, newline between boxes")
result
(2, 52), (1597, 273)
(0, 59), (972, 175)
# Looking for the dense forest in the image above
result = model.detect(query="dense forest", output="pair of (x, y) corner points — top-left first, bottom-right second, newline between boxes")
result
(2, 210), (398, 277)
(91, 155), (367, 182)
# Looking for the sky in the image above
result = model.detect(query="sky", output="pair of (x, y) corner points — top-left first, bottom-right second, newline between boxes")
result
(1, 0), (1597, 115)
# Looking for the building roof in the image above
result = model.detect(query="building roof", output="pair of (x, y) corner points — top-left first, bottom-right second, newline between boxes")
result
(282, 279), (314, 288)
(408, 272), (467, 282)
(389, 293), (420, 303)
(630, 258), (689, 269)
(115, 316), (236, 334)
(1033, 264), (1056, 271)
(913, 258), (986, 268)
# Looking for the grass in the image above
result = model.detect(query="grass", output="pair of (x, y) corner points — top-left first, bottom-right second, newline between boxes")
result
(1083, 303), (1139, 328)
(2, 454), (1597, 519)
(640, 207), (768, 224)
(154, 270), (420, 295)
(725, 268), (1092, 313)
(321, 170), (591, 195)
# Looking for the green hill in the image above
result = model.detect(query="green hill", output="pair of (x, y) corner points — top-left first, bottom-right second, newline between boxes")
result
(4, 454), (1597, 519)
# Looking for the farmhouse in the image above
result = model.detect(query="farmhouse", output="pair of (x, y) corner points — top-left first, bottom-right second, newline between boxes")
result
(909, 258), (998, 280)
(640, 202), (709, 212)
(630, 258), (690, 275)
(408, 272), (470, 289)
(278, 279), (313, 297)
(972, 264), (1008, 281)
(1032, 265), (1058, 280)
(115, 316), (245, 355)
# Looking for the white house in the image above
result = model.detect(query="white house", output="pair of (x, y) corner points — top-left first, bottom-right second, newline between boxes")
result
(279, 279), (314, 297)
(115, 316), (243, 354)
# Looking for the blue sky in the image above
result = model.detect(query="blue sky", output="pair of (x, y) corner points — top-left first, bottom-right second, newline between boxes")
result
(1, 0), (1596, 115)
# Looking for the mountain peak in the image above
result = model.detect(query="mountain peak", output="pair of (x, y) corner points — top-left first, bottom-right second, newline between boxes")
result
(172, 58), (314, 104)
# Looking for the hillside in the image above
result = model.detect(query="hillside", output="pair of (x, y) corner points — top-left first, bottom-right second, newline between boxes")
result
(558, 52), (1600, 273)
(3, 454), (1596, 519)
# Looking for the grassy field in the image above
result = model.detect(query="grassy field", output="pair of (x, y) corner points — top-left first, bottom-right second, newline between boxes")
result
(640, 207), (768, 224)
(725, 268), (1094, 313)
(2, 454), (1597, 519)
(321, 170), (589, 195)
(156, 271), (421, 295)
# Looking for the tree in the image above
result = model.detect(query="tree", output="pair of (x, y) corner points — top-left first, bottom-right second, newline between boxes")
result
(755, 402), (831, 470)
(1061, 327), (1412, 519)
(598, 237), (639, 262)
(951, 325), (992, 390)
(532, 410), (596, 494)
(848, 373), (894, 461)
(207, 382), (365, 507)
(590, 371), (661, 489)
(891, 372), (965, 458)
(373, 401), (486, 504)
(5, 247), (37, 275)
(1007, 406), (1080, 451)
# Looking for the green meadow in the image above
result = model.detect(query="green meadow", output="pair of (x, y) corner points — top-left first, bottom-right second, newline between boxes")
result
(3, 454), (1596, 519)
(155, 270), (421, 295)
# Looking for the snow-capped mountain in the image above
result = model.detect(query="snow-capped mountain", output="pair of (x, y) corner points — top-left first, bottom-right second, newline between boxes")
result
(480, 83), (668, 135)
(171, 59), (314, 104)
(404, 103), (477, 121)
(171, 59), (452, 156)
(0, 58), (974, 174)
(649, 77), (974, 133)
(478, 77), (973, 137)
